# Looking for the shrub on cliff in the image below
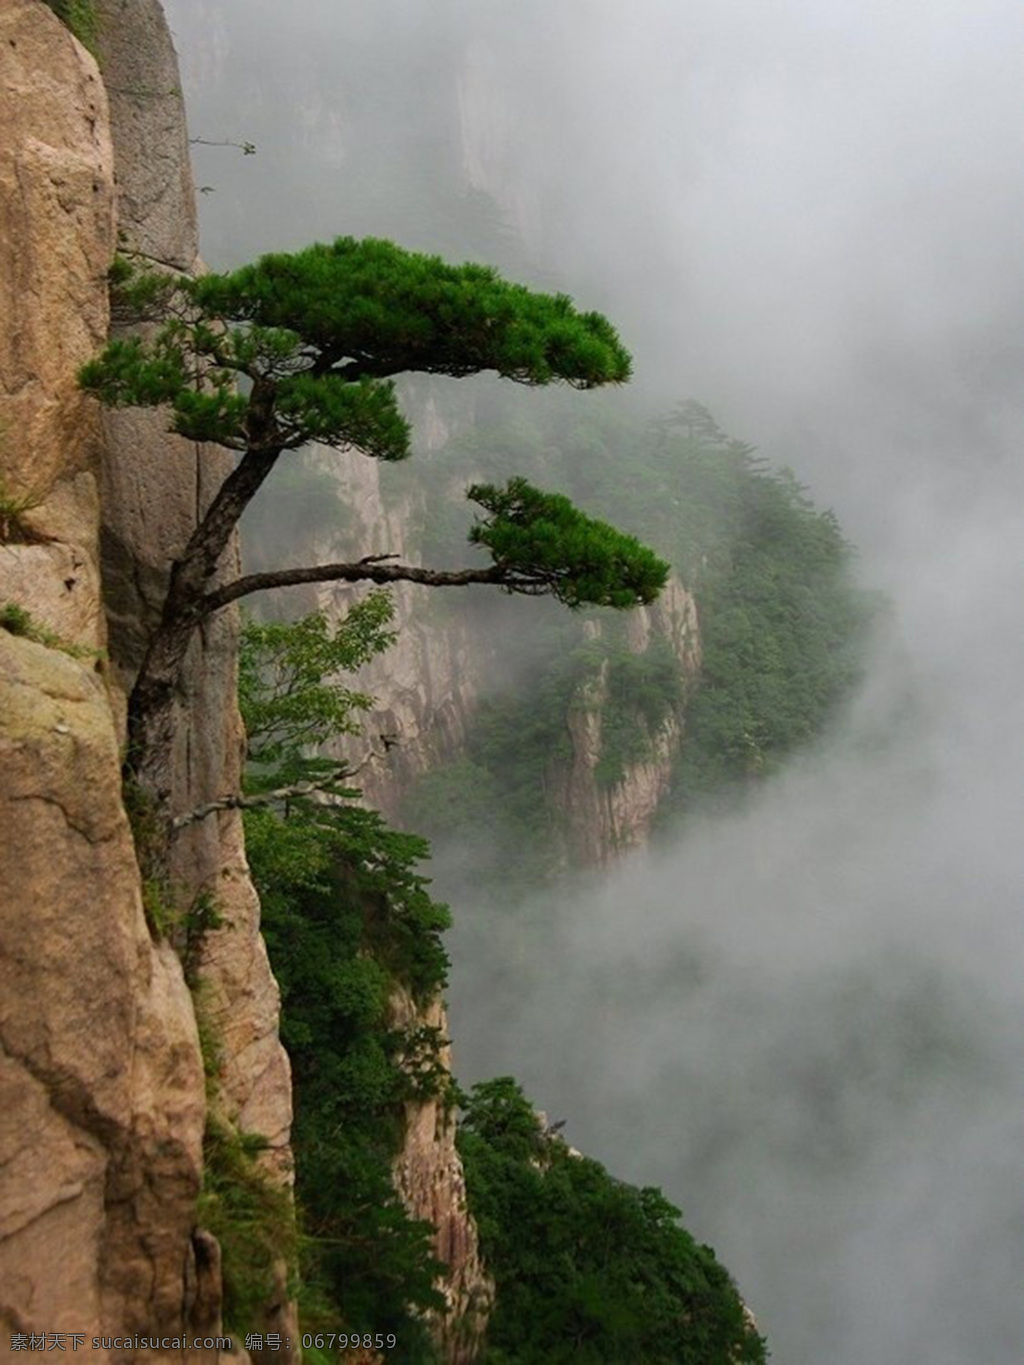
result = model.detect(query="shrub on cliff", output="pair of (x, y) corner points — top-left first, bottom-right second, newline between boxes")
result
(458, 1078), (767, 1365)
(238, 601), (448, 1360)
(245, 799), (448, 1361)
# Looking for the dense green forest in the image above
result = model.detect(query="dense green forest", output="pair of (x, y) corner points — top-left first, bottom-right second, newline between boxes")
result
(458, 1078), (765, 1365)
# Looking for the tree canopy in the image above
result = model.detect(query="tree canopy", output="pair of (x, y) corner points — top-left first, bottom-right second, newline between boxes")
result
(82, 237), (632, 455)
(191, 236), (632, 388)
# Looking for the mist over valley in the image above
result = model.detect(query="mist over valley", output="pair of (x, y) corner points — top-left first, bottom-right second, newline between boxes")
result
(166, 3), (1024, 1359)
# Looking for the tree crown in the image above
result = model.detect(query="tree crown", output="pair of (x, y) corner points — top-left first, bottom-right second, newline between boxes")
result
(192, 236), (632, 387)
(80, 238), (633, 459)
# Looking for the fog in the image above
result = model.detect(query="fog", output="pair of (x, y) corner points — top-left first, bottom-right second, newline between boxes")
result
(166, 2), (1024, 1359)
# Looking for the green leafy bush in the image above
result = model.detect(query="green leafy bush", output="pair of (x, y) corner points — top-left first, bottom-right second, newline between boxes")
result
(0, 602), (39, 639)
(240, 590), (395, 769)
(198, 1117), (298, 1339)
(458, 1078), (766, 1365)
(238, 603), (449, 1360)
(244, 798), (449, 1362)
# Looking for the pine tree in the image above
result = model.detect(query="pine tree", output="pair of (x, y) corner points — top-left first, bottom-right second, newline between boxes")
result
(81, 236), (668, 809)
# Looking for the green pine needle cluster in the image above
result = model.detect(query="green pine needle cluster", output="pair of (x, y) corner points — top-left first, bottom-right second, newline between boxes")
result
(274, 373), (410, 461)
(468, 478), (669, 608)
(81, 241), (632, 461)
(191, 237), (631, 389)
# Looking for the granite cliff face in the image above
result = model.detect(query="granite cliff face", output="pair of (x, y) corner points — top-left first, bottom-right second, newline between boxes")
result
(549, 577), (701, 866)
(0, 2), (291, 1356)
(390, 989), (492, 1365)
(0, 2), (209, 1350)
(1, 5), (494, 1359)
(0, 0), (111, 656)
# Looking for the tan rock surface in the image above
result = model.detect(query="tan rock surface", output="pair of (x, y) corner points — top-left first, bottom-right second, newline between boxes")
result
(391, 991), (493, 1364)
(1, 0), (291, 1353)
(199, 813), (293, 1165)
(93, 0), (199, 269)
(0, 632), (205, 1351)
(0, 9), (210, 1351)
(0, 0), (113, 655)
(0, 0), (113, 506)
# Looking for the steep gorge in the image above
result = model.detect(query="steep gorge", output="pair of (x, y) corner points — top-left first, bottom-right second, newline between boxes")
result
(1, 5), (856, 1360)
(268, 440), (703, 864)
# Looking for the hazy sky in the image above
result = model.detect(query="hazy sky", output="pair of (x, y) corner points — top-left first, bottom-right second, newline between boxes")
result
(165, 3), (1024, 1359)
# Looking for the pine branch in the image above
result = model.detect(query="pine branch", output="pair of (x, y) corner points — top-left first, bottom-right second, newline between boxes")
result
(170, 761), (373, 830)
(201, 558), (510, 613)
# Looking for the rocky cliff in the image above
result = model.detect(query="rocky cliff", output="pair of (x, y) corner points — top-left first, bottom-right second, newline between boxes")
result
(1, 5), (498, 1360)
(390, 990), (492, 1365)
(0, 2), (292, 1357)
(306, 443), (488, 823)
(0, 2), (208, 1351)
(548, 577), (701, 866)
